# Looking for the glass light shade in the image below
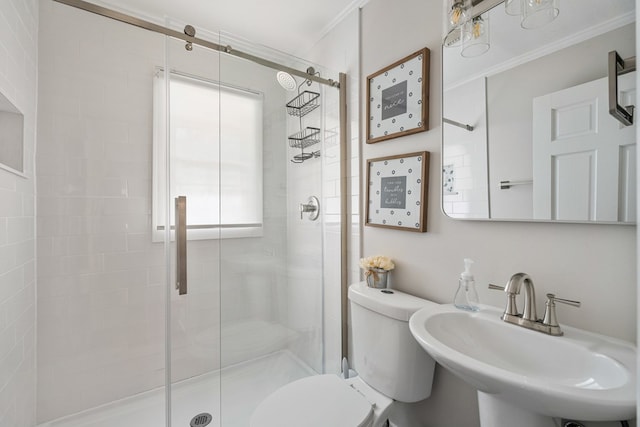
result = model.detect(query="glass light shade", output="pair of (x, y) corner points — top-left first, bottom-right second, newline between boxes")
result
(443, 0), (471, 48)
(521, 0), (559, 29)
(448, 0), (467, 26)
(461, 15), (490, 58)
(504, 0), (522, 16)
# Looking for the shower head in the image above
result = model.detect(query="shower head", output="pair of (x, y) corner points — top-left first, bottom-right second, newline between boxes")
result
(276, 71), (297, 91)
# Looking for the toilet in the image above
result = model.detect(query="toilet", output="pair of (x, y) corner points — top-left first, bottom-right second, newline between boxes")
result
(250, 282), (438, 427)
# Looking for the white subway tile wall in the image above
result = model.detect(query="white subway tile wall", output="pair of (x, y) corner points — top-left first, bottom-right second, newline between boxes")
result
(0, 0), (38, 426)
(36, 2), (168, 420)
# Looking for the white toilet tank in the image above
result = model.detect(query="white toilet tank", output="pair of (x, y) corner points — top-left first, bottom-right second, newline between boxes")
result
(348, 282), (437, 403)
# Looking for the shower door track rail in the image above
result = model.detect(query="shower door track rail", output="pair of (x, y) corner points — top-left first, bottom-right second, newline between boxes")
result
(52, 0), (342, 89)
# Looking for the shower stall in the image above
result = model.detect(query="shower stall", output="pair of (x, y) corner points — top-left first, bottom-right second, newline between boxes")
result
(34, 1), (351, 426)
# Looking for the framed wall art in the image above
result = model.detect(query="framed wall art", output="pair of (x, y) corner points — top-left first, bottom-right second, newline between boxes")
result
(366, 47), (430, 144)
(366, 151), (430, 232)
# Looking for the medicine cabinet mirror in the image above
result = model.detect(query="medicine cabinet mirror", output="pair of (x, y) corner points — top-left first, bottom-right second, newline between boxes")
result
(0, 91), (24, 176)
(442, 0), (636, 223)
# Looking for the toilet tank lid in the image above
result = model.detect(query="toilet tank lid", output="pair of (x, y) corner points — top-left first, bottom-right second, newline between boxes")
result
(348, 282), (437, 321)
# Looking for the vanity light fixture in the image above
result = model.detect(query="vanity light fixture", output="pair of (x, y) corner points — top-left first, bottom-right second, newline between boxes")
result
(445, 0), (560, 58)
(504, 0), (521, 16)
(505, 0), (559, 30)
(521, 0), (559, 29)
(461, 14), (490, 58)
(443, 0), (489, 56)
(443, 0), (471, 47)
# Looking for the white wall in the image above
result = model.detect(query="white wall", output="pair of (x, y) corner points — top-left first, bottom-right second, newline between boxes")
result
(0, 1), (38, 426)
(361, 0), (636, 426)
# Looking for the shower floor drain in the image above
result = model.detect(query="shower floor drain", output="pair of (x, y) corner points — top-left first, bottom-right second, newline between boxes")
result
(190, 413), (213, 427)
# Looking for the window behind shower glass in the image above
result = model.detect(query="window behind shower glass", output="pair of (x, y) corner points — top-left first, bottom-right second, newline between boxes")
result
(152, 71), (264, 240)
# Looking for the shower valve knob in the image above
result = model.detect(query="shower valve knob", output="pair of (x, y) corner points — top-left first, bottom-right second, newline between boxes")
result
(299, 203), (317, 219)
(299, 196), (320, 221)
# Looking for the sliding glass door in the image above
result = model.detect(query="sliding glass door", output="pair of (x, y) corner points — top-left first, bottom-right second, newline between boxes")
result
(163, 30), (338, 426)
(36, 3), (344, 426)
(160, 32), (223, 427)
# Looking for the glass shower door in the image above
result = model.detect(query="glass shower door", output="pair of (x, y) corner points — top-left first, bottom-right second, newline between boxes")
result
(217, 35), (333, 427)
(162, 28), (341, 427)
(162, 32), (223, 427)
(35, 2), (346, 426)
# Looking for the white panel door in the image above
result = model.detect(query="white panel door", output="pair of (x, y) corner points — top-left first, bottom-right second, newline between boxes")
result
(532, 73), (636, 221)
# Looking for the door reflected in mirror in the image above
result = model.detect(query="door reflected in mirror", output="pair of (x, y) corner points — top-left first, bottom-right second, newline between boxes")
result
(442, 0), (636, 224)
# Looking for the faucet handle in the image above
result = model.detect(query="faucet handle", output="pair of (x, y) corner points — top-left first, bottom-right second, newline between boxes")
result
(549, 294), (581, 307)
(488, 284), (504, 291)
(542, 293), (581, 327)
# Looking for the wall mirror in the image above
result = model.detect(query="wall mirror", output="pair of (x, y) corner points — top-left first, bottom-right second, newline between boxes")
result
(442, 0), (636, 223)
(0, 91), (24, 176)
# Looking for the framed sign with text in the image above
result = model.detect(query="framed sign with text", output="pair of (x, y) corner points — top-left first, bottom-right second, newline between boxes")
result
(366, 151), (430, 232)
(366, 48), (430, 144)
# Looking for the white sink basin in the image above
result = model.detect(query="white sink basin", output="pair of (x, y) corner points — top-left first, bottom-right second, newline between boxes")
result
(409, 304), (636, 422)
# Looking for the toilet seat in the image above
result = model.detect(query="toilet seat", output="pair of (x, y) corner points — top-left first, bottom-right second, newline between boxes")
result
(250, 374), (375, 427)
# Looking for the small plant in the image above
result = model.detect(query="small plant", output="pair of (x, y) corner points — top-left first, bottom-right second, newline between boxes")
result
(359, 255), (395, 271)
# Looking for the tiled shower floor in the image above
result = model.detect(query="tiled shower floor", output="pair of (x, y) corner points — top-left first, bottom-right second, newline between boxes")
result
(37, 351), (315, 427)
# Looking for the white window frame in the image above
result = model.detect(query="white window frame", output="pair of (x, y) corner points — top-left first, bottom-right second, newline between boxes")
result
(152, 69), (264, 241)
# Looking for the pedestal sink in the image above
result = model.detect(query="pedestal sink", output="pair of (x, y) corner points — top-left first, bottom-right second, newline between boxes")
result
(409, 304), (636, 426)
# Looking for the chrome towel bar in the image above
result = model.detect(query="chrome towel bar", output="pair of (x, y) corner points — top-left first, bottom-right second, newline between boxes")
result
(608, 50), (636, 126)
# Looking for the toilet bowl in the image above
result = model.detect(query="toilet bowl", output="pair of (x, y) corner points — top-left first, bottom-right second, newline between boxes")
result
(250, 283), (438, 427)
(250, 374), (394, 427)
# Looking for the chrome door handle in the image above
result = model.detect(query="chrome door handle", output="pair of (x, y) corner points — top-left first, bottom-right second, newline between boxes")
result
(175, 196), (187, 295)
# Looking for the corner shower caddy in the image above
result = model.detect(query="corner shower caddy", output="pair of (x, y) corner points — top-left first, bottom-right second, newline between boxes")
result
(287, 90), (321, 163)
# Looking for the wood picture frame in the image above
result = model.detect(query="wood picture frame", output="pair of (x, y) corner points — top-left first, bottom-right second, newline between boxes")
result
(366, 151), (430, 232)
(366, 47), (430, 144)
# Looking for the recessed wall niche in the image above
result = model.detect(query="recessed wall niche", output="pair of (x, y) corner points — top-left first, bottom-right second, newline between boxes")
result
(0, 91), (24, 175)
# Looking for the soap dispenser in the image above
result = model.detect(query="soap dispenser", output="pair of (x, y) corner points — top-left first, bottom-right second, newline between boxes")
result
(454, 258), (479, 311)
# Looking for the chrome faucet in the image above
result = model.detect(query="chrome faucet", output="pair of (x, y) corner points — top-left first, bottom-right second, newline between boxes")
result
(503, 273), (536, 321)
(489, 273), (580, 336)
